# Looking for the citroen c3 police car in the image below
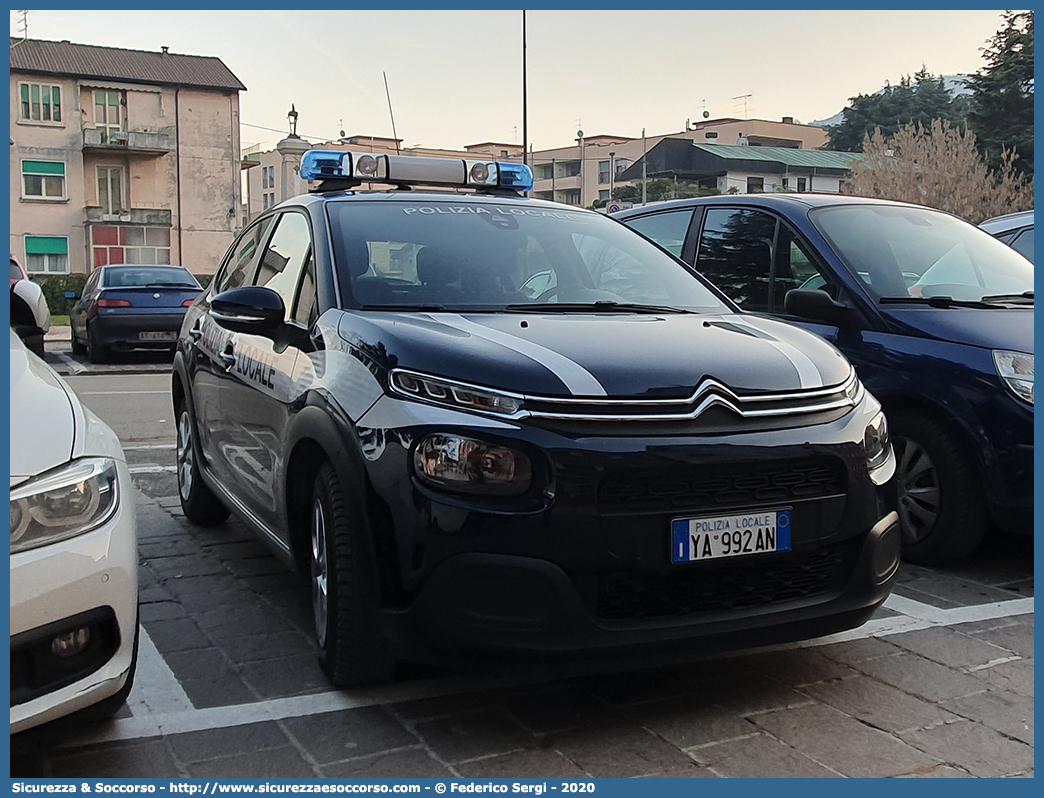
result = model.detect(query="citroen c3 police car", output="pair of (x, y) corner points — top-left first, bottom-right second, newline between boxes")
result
(172, 150), (900, 686)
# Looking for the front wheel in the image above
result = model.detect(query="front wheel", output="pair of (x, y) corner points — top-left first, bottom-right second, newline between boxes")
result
(311, 461), (394, 687)
(176, 399), (230, 526)
(891, 409), (989, 565)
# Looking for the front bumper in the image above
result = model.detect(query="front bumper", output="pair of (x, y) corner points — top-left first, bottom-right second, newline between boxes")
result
(9, 459), (138, 735)
(355, 394), (899, 664)
(382, 511), (899, 661)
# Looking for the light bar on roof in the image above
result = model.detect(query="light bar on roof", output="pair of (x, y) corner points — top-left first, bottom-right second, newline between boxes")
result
(300, 150), (533, 191)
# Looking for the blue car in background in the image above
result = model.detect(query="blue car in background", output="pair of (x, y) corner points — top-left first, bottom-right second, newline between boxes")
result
(69, 264), (202, 363)
(615, 195), (1033, 564)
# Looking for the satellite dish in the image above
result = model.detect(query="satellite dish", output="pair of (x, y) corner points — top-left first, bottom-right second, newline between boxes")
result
(703, 110), (710, 119)
(340, 129), (346, 138)
(577, 130), (584, 138)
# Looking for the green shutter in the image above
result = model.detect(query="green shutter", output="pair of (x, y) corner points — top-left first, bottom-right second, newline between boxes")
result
(22, 161), (65, 175)
(25, 236), (68, 255)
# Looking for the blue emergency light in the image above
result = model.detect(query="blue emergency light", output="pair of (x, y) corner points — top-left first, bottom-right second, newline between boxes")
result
(300, 150), (533, 192)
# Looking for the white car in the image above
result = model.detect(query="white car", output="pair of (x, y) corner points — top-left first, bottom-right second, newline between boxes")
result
(9, 329), (138, 733)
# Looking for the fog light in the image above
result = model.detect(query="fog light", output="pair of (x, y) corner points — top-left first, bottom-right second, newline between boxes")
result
(51, 626), (91, 658)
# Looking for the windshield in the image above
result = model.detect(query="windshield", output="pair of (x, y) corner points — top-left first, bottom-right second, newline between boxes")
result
(326, 200), (729, 313)
(811, 204), (1034, 303)
(102, 266), (199, 288)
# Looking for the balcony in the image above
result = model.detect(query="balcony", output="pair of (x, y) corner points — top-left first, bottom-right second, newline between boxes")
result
(85, 207), (172, 226)
(82, 128), (171, 156)
(533, 174), (581, 191)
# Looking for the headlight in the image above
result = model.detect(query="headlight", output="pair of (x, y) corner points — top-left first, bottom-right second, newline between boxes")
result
(993, 350), (1033, 405)
(413, 434), (532, 496)
(10, 458), (119, 554)
(864, 411), (890, 471)
(390, 369), (523, 416)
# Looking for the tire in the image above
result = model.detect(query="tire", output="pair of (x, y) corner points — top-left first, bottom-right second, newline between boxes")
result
(311, 460), (394, 687)
(891, 408), (989, 565)
(75, 615), (139, 723)
(175, 398), (230, 525)
(86, 323), (107, 364)
(71, 330), (87, 356)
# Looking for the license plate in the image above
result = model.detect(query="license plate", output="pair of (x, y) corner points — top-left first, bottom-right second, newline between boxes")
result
(139, 331), (177, 341)
(671, 509), (791, 563)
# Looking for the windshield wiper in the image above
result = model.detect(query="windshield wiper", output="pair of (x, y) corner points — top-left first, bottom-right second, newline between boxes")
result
(980, 291), (1034, 304)
(505, 301), (691, 314)
(359, 303), (449, 312)
(879, 296), (997, 309)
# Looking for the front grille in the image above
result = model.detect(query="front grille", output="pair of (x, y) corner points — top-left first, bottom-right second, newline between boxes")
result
(591, 543), (855, 621)
(598, 457), (846, 515)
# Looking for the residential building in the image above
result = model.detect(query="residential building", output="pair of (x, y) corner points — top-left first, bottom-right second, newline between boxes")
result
(10, 38), (246, 276)
(243, 134), (523, 221)
(529, 117), (829, 207)
(619, 139), (862, 195)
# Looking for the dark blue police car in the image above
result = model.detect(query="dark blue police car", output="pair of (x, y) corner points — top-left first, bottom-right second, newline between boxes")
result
(615, 195), (1033, 564)
(173, 152), (899, 685)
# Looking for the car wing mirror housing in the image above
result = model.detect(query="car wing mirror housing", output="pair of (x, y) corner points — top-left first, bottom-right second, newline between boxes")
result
(210, 286), (285, 335)
(784, 288), (849, 325)
(64, 290), (78, 300)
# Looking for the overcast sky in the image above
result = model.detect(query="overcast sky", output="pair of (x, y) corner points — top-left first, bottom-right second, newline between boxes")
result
(9, 9), (1016, 153)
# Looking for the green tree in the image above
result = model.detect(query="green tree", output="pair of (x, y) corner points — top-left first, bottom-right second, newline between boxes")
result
(966, 11), (1034, 177)
(826, 68), (968, 152)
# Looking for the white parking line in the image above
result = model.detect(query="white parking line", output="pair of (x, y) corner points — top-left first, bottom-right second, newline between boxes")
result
(126, 627), (194, 717)
(122, 444), (175, 451)
(54, 594), (1033, 748)
(79, 390), (169, 396)
(128, 465), (178, 474)
(56, 353), (86, 375)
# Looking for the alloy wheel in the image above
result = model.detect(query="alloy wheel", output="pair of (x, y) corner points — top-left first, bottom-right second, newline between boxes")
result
(311, 499), (329, 648)
(176, 410), (194, 501)
(894, 435), (941, 544)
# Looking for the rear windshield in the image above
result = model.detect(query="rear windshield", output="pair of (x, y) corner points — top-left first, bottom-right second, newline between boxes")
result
(326, 199), (729, 313)
(811, 205), (1033, 302)
(102, 266), (199, 288)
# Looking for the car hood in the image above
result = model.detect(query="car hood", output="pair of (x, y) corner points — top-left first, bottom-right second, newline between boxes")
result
(880, 306), (1034, 354)
(337, 310), (852, 397)
(9, 329), (76, 484)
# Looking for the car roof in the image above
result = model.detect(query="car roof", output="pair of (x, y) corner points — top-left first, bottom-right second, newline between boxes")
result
(283, 188), (597, 214)
(102, 263), (186, 269)
(612, 193), (937, 218)
(979, 209), (1034, 234)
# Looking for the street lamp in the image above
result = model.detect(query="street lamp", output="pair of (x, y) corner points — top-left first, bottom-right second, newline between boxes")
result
(577, 130), (584, 207)
(609, 150), (615, 203)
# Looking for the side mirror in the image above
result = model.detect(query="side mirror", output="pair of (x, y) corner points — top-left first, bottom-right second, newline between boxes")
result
(210, 286), (285, 335)
(784, 288), (849, 326)
(64, 291), (78, 300)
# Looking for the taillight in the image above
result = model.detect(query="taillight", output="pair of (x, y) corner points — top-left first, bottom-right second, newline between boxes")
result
(182, 298), (195, 307)
(97, 298), (132, 308)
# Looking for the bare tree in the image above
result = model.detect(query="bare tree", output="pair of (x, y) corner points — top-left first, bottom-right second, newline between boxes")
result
(843, 120), (1033, 224)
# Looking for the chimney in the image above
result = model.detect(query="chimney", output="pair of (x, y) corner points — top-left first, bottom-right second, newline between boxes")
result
(782, 116), (794, 124)
(161, 46), (169, 55)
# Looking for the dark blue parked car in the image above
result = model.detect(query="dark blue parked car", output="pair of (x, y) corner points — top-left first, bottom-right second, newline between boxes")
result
(69, 264), (202, 363)
(615, 195), (1033, 564)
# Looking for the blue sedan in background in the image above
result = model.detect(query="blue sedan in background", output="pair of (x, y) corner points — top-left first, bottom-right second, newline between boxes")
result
(69, 264), (202, 363)
(615, 195), (1033, 564)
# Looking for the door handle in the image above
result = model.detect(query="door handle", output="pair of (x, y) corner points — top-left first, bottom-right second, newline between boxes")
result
(220, 342), (236, 372)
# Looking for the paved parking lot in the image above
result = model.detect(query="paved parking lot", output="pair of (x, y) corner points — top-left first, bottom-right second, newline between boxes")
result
(13, 339), (1034, 779)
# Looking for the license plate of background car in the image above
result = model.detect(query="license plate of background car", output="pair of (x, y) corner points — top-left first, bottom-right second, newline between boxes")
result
(139, 331), (178, 341)
(671, 509), (791, 563)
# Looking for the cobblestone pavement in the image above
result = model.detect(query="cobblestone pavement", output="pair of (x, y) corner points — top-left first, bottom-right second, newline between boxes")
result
(11, 359), (1034, 779)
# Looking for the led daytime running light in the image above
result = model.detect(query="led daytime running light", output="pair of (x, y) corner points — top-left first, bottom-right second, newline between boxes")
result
(390, 370), (522, 416)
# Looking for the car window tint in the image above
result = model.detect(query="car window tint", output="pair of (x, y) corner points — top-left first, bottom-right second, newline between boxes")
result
(696, 208), (777, 312)
(1010, 228), (1034, 262)
(219, 217), (273, 293)
(775, 225), (833, 304)
(101, 266), (197, 288)
(254, 212), (312, 321)
(293, 251), (318, 327)
(623, 210), (694, 258)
